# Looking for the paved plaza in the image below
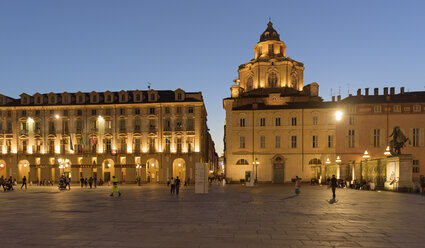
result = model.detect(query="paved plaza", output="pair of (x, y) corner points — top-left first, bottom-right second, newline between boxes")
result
(1, 183), (425, 248)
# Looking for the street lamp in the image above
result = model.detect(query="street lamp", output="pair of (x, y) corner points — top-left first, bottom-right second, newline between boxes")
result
(362, 150), (370, 159)
(335, 156), (341, 163)
(253, 158), (260, 183)
(384, 146), (391, 156)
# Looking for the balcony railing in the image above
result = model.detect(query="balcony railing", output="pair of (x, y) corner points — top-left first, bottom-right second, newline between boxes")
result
(34, 129), (42, 135)
(105, 128), (113, 134)
(119, 127), (126, 133)
(134, 126), (141, 132)
(149, 127), (157, 132)
(48, 129), (56, 135)
(19, 129), (29, 135)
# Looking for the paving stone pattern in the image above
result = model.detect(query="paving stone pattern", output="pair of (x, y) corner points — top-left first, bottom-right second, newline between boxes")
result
(1, 183), (425, 248)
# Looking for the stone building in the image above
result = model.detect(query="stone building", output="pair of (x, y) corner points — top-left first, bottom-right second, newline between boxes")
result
(223, 22), (338, 183)
(0, 89), (216, 184)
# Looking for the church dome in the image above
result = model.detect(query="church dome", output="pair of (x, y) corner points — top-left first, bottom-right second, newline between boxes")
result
(260, 21), (280, 42)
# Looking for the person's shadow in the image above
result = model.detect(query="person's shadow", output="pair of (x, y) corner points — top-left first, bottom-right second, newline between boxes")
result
(328, 198), (338, 204)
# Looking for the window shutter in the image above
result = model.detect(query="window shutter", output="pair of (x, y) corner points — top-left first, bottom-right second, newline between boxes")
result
(345, 131), (349, 148)
(409, 128), (413, 145)
(370, 129), (374, 146)
(380, 128), (386, 147)
(420, 128), (424, 147)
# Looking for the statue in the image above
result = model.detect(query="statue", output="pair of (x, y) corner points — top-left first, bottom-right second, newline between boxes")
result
(389, 126), (410, 155)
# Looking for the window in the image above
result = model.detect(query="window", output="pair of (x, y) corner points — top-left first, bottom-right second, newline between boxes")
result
(374, 105), (382, 113)
(240, 136), (245, 149)
(312, 116), (318, 125)
(268, 44), (274, 55)
(349, 116), (355, 125)
(312, 135), (318, 148)
(275, 117), (281, 126)
(107, 95), (112, 102)
(22, 97), (27, 104)
(275, 136), (281, 148)
(134, 119), (141, 131)
(413, 160), (419, 173)
(268, 72), (278, 88)
(187, 119), (194, 130)
(105, 109), (111, 115)
(165, 107), (170, 114)
(291, 136), (297, 148)
(413, 105), (421, 112)
(22, 110), (26, 117)
(149, 119), (156, 128)
(412, 128), (420, 147)
(328, 135), (334, 148)
(93, 95), (97, 102)
(188, 107), (194, 114)
(150, 94), (155, 101)
(134, 108), (140, 115)
(240, 118), (245, 127)
(373, 129), (380, 147)
(260, 118), (266, 126)
(149, 138), (155, 152)
(149, 108), (155, 115)
(91, 109), (96, 116)
(105, 139), (112, 153)
(393, 105), (401, 112)
(78, 95), (83, 103)
(63, 110), (68, 116)
(77, 110), (82, 116)
(309, 158), (322, 165)
(291, 117), (297, 126)
(119, 119), (126, 131)
(177, 93), (182, 100)
(177, 138), (182, 153)
(348, 130), (355, 148)
(120, 108), (125, 115)
(135, 94), (141, 101)
(176, 107), (182, 114)
(236, 159), (249, 165)
(121, 94), (125, 102)
(165, 138), (171, 153)
(260, 136), (265, 148)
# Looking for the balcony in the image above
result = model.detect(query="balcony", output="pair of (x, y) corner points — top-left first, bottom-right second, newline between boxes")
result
(149, 126), (157, 132)
(34, 129), (42, 135)
(105, 128), (113, 134)
(48, 129), (56, 135)
(90, 128), (98, 133)
(62, 129), (70, 136)
(119, 127), (126, 133)
(76, 128), (83, 134)
(134, 126), (141, 133)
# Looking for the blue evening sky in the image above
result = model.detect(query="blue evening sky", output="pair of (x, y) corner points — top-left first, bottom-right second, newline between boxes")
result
(1, 0), (425, 154)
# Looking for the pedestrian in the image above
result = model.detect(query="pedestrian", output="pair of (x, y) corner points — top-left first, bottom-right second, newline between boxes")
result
(21, 175), (27, 189)
(84, 178), (88, 188)
(0, 176), (5, 191)
(65, 176), (70, 190)
(330, 175), (338, 199)
(89, 177), (93, 188)
(8, 176), (14, 190)
(94, 176), (97, 188)
(167, 177), (170, 187)
(170, 177), (175, 194)
(175, 176), (181, 196)
(80, 177), (84, 188)
(420, 175), (425, 194)
(294, 176), (301, 195)
(110, 176), (121, 197)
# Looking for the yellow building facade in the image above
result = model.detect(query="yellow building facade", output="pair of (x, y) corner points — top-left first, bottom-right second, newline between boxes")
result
(224, 22), (338, 183)
(0, 89), (216, 184)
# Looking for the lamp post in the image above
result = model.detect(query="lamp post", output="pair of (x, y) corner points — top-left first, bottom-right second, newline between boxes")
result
(253, 158), (259, 184)
(362, 150), (370, 181)
(384, 146), (391, 156)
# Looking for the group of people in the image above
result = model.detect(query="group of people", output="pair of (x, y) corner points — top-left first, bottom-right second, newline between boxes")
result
(79, 176), (102, 188)
(167, 176), (181, 195)
(0, 176), (15, 191)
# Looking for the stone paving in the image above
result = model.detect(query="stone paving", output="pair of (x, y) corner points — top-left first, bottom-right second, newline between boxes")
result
(1, 183), (425, 248)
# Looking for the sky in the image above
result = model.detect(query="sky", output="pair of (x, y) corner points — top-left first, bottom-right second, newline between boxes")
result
(1, 0), (425, 155)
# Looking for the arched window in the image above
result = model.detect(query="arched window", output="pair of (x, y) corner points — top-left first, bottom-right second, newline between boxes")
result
(268, 72), (278, 88)
(309, 158), (322, 165)
(107, 95), (112, 102)
(135, 94), (140, 101)
(246, 77), (253, 91)
(236, 159), (249, 165)
(121, 94), (125, 101)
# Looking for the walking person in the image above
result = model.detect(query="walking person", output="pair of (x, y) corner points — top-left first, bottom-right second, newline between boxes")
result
(94, 176), (97, 188)
(170, 177), (175, 194)
(175, 176), (181, 196)
(0, 176), (4, 191)
(110, 176), (121, 197)
(21, 176), (27, 189)
(65, 176), (71, 190)
(88, 177), (93, 189)
(8, 176), (14, 191)
(330, 175), (338, 199)
(84, 178), (88, 188)
(294, 176), (301, 195)
(80, 177), (84, 188)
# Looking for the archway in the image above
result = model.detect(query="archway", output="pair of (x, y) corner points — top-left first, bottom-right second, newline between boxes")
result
(0, 160), (6, 178)
(146, 158), (159, 183)
(58, 158), (72, 179)
(18, 160), (30, 183)
(102, 159), (115, 183)
(172, 158), (186, 184)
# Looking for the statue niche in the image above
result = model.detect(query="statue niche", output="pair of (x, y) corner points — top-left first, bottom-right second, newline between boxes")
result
(389, 126), (410, 155)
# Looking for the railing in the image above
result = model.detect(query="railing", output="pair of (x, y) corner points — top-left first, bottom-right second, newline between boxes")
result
(19, 130), (29, 135)
(49, 129), (56, 135)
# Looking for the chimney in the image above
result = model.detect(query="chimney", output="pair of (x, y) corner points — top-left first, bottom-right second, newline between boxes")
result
(332, 96), (335, 102)
(337, 95), (341, 101)
(400, 87), (405, 94)
(383, 87), (388, 95)
(374, 88), (379, 96)
(365, 88), (369, 96)
(357, 89), (361, 96)
(390, 87), (395, 95)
